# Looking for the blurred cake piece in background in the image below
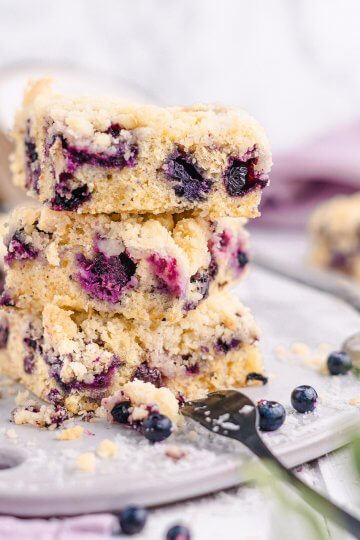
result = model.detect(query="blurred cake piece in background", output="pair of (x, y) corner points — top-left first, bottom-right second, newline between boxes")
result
(309, 193), (360, 281)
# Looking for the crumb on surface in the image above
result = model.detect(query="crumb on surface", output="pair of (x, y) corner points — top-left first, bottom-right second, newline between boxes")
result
(273, 341), (333, 374)
(165, 445), (187, 461)
(96, 439), (118, 459)
(56, 425), (84, 441)
(6, 428), (18, 439)
(76, 452), (96, 473)
(350, 397), (360, 406)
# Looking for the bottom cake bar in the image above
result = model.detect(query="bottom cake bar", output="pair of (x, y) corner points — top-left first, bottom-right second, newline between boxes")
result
(0, 292), (262, 415)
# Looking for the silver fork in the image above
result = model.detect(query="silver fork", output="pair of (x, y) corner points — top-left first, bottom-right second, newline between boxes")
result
(182, 390), (360, 539)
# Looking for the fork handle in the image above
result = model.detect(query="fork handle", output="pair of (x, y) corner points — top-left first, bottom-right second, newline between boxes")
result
(244, 433), (360, 539)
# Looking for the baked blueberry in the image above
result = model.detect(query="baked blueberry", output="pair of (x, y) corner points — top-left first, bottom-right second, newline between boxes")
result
(291, 385), (317, 413)
(246, 372), (268, 385)
(142, 413), (173, 442)
(51, 172), (91, 211)
(0, 320), (9, 349)
(133, 363), (163, 387)
(111, 401), (132, 424)
(236, 251), (249, 268)
(164, 150), (212, 201)
(4, 229), (39, 266)
(118, 506), (147, 535)
(75, 251), (136, 303)
(257, 400), (286, 431)
(327, 351), (352, 375)
(224, 157), (268, 197)
(166, 524), (191, 540)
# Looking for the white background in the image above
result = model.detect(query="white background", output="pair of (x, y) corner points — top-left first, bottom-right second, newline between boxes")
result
(1, 0), (360, 151)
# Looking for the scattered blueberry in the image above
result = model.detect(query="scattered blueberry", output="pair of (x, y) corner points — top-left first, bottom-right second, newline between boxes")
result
(166, 524), (191, 540)
(327, 351), (352, 375)
(257, 400), (286, 431)
(111, 401), (132, 424)
(164, 150), (212, 201)
(291, 385), (318, 413)
(246, 372), (268, 385)
(118, 506), (147, 535)
(142, 413), (173, 443)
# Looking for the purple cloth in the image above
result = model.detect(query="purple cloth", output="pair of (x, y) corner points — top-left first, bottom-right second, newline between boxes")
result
(0, 514), (117, 540)
(258, 122), (360, 228)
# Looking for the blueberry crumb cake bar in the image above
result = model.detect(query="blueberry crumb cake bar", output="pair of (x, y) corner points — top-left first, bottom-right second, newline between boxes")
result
(0, 292), (261, 415)
(2, 206), (250, 322)
(310, 193), (360, 280)
(11, 79), (272, 218)
(0, 79), (270, 430)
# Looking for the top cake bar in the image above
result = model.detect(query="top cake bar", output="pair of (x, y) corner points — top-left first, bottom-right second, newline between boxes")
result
(11, 79), (272, 218)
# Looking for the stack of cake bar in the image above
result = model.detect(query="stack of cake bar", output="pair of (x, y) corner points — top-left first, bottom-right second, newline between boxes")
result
(0, 79), (272, 415)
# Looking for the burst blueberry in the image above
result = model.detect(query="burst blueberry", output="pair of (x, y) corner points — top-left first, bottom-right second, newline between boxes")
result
(118, 506), (147, 535)
(111, 401), (132, 424)
(75, 251), (136, 303)
(291, 385), (317, 413)
(164, 150), (212, 201)
(224, 157), (268, 197)
(166, 524), (191, 540)
(142, 413), (173, 442)
(133, 362), (163, 387)
(327, 351), (352, 375)
(257, 400), (286, 431)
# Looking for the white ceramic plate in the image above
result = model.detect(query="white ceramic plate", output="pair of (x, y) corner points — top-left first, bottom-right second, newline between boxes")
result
(0, 267), (359, 517)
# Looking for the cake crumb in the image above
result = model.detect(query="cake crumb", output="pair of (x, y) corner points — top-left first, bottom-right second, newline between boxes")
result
(15, 390), (29, 406)
(291, 342), (310, 356)
(350, 398), (360, 406)
(131, 406), (148, 422)
(6, 428), (18, 439)
(96, 439), (118, 459)
(76, 452), (96, 473)
(56, 425), (84, 441)
(165, 445), (187, 461)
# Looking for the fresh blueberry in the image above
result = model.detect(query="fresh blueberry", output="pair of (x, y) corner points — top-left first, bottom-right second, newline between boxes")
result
(257, 400), (286, 431)
(327, 351), (352, 375)
(291, 385), (318, 413)
(164, 150), (212, 201)
(118, 506), (147, 535)
(111, 401), (132, 424)
(142, 413), (172, 443)
(166, 524), (191, 540)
